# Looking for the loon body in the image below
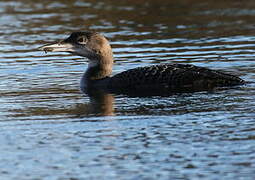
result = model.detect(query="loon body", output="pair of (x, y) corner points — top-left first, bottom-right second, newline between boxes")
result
(40, 31), (245, 95)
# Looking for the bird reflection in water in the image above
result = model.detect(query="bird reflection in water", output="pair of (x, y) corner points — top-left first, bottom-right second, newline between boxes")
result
(86, 90), (115, 116)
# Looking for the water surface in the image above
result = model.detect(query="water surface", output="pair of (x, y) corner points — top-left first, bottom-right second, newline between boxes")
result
(0, 0), (255, 179)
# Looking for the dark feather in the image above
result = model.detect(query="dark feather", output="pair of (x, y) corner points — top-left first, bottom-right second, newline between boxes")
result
(106, 63), (244, 94)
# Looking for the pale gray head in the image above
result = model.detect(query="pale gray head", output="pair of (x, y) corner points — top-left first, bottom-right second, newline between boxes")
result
(40, 31), (114, 80)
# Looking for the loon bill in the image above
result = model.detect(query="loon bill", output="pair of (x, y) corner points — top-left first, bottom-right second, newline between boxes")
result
(39, 31), (245, 95)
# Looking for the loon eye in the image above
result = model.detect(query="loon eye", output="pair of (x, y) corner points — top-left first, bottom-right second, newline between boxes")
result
(77, 36), (87, 45)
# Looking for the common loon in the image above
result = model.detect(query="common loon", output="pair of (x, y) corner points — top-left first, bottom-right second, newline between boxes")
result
(39, 31), (245, 95)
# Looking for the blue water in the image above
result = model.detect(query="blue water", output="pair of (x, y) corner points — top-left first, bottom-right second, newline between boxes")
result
(0, 0), (255, 179)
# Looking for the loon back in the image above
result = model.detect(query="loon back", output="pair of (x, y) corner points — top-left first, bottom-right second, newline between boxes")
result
(107, 63), (244, 94)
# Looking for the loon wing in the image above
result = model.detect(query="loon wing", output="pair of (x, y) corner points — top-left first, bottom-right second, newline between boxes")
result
(108, 63), (244, 94)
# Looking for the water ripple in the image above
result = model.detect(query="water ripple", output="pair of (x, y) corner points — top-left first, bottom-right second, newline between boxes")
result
(0, 0), (255, 179)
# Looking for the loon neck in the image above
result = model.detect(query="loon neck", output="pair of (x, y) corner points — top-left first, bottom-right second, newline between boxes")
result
(84, 55), (113, 81)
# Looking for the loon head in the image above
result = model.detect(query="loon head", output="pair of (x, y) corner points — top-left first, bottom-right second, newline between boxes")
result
(39, 31), (114, 66)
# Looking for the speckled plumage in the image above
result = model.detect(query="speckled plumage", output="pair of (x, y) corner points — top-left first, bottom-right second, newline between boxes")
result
(104, 63), (244, 94)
